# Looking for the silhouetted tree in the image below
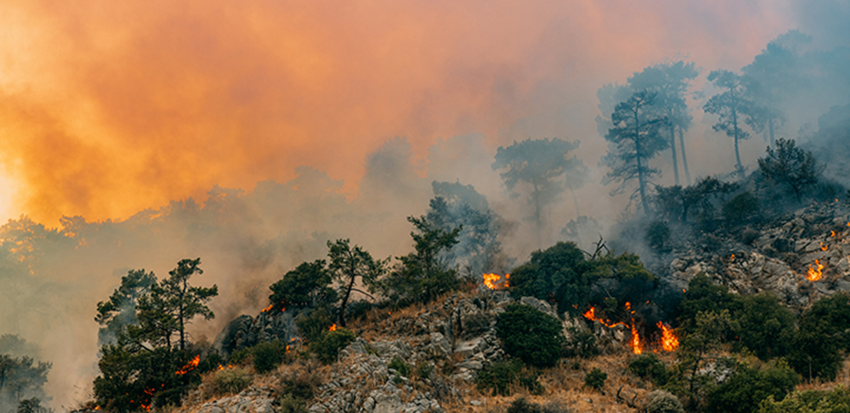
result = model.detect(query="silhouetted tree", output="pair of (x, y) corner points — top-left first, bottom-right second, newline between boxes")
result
(601, 90), (668, 215)
(327, 239), (385, 327)
(95, 269), (156, 346)
(704, 70), (757, 179)
(269, 260), (336, 310)
(629, 61), (700, 186)
(492, 138), (587, 247)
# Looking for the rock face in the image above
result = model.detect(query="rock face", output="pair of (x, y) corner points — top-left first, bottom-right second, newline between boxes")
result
(666, 202), (850, 308)
(213, 308), (307, 356)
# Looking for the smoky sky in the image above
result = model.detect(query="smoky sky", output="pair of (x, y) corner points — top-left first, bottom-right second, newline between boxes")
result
(0, 0), (811, 224)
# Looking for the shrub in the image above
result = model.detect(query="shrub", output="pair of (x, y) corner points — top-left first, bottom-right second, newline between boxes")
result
(346, 300), (373, 321)
(496, 304), (564, 368)
(723, 191), (759, 225)
(788, 293), (850, 381)
(252, 340), (285, 373)
(628, 354), (668, 385)
(506, 397), (544, 413)
(207, 367), (251, 396)
(584, 367), (607, 391)
(705, 362), (799, 413)
(646, 220), (671, 253)
(279, 394), (308, 413)
(310, 328), (356, 364)
(476, 359), (543, 397)
(645, 390), (684, 413)
(388, 356), (411, 377)
(228, 347), (252, 365)
(734, 293), (795, 360)
(758, 385), (850, 413)
(414, 362), (434, 380)
(295, 307), (335, 344)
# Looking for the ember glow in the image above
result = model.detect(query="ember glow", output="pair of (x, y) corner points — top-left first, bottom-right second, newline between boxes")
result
(482, 273), (510, 290)
(175, 355), (200, 375)
(820, 242), (828, 251)
(806, 259), (824, 281)
(328, 323), (337, 332)
(261, 304), (274, 313)
(582, 307), (627, 328)
(657, 322), (679, 352)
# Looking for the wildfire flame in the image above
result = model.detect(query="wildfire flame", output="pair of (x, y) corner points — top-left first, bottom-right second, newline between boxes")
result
(806, 259), (824, 281)
(630, 321), (642, 354)
(820, 242), (828, 251)
(831, 231), (836, 237)
(730, 254), (735, 261)
(482, 273), (510, 290)
(582, 307), (626, 328)
(329, 323), (337, 332)
(657, 322), (679, 352)
(175, 355), (200, 375)
(261, 304), (274, 313)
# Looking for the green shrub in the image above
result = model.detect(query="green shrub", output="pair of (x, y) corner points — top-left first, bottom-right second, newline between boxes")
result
(646, 220), (671, 253)
(252, 340), (285, 373)
(734, 293), (795, 360)
(279, 394), (308, 413)
(645, 390), (684, 413)
(788, 293), (850, 381)
(584, 367), (607, 391)
(388, 356), (410, 377)
(310, 328), (356, 364)
(476, 359), (543, 396)
(414, 362), (434, 380)
(723, 191), (759, 225)
(295, 307), (335, 344)
(705, 362), (799, 413)
(758, 385), (850, 413)
(207, 367), (251, 396)
(628, 354), (668, 385)
(228, 347), (252, 365)
(496, 304), (564, 368)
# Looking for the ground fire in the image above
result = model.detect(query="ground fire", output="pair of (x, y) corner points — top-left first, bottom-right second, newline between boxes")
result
(807, 259), (824, 281)
(658, 322), (679, 351)
(583, 306), (678, 354)
(175, 355), (200, 375)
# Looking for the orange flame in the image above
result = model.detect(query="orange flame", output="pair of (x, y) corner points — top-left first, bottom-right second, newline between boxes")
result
(482, 273), (510, 290)
(175, 355), (200, 375)
(582, 307), (626, 328)
(820, 242), (828, 251)
(261, 304), (274, 313)
(657, 322), (679, 352)
(831, 231), (836, 237)
(730, 254), (735, 261)
(329, 323), (337, 332)
(630, 321), (642, 354)
(286, 345), (291, 353)
(806, 259), (824, 281)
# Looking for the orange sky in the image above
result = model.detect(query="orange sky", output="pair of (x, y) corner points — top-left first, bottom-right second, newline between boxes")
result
(0, 0), (797, 224)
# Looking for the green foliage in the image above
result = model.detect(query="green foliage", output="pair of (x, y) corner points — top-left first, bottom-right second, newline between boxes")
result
(379, 215), (461, 305)
(0, 355), (51, 411)
(628, 354), (668, 385)
(758, 385), (850, 413)
(228, 347), (252, 365)
(496, 304), (564, 368)
(705, 362), (799, 413)
(327, 239), (385, 327)
(584, 367), (607, 391)
(723, 191), (760, 225)
(734, 293), (795, 360)
(475, 359), (543, 397)
(414, 362), (434, 380)
(309, 328), (356, 364)
(758, 138), (823, 203)
(601, 90), (669, 215)
(93, 346), (200, 412)
(269, 260), (336, 310)
(788, 293), (850, 381)
(207, 367), (250, 396)
(645, 390), (684, 413)
(677, 274), (743, 336)
(295, 307), (335, 344)
(279, 394), (308, 413)
(563, 327), (600, 359)
(509, 241), (587, 308)
(388, 356), (410, 377)
(95, 269), (156, 346)
(16, 398), (50, 413)
(655, 177), (739, 229)
(492, 138), (588, 243)
(646, 220), (671, 253)
(252, 341), (286, 373)
(345, 300), (373, 322)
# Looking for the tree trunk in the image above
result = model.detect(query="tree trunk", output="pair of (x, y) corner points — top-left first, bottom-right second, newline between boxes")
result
(635, 107), (650, 216)
(340, 265), (356, 328)
(179, 277), (186, 351)
(732, 107), (744, 180)
(670, 122), (680, 186)
(679, 126), (692, 185)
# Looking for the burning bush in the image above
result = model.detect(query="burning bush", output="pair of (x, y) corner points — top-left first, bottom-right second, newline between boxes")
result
(496, 304), (564, 368)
